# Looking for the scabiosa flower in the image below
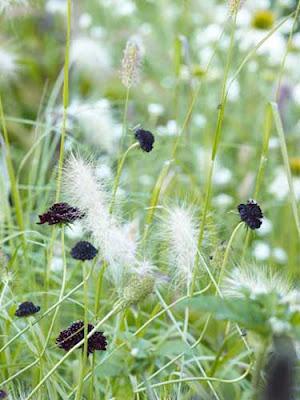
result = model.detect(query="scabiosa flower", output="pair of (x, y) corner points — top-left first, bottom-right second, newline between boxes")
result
(56, 321), (107, 355)
(121, 39), (142, 88)
(238, 199), (263, 230)
(37, 203), (84, 226)
(71, 241), (98, 261)
(135, 129), (155, 152)
(0, 390), (7, 399)
(15, 301), (40, 317)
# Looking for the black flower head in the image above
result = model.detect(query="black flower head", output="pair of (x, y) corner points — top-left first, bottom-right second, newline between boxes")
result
(135, 129), (155, 152)
(0, 390), (7, 399)
(56, 321), (107, 355)
(15, 301), (40, 317)
(237, 199), (263, 230)
(71, 241), (98, 261)
(37, 203), (84, 226)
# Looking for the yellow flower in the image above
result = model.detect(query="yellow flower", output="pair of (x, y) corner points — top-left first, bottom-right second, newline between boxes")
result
(289, 157), (300, 176)
(252, 10), (275, 30)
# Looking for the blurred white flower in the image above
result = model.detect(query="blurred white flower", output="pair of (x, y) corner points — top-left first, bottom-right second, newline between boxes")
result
(253, 241), (271, 261)
(158, 120), (178, 136)
(195, 24), (223, 47)
(257, 217), (272, 236)
(269, 136), (280, 149)
(214, 167), (232, 186)
(269, 317), (291, 335)
(272, 247), (287, 264)
(0, 46), (18, 80)
(223, 265), (291, 299)
(194, 114), (207, 128)
(79, 13), (92, 30)
(227, 80), (240, 102)
(148, 103), (164, 117)
(45, 0), (65, 15)
(101, 0), (136, 16)
(213, 193), (233, 208)
(70, 36), (111, 79)
(50, 256), (63, 272)
(269, 167), (300, 201)
(68, 99), (120, 154)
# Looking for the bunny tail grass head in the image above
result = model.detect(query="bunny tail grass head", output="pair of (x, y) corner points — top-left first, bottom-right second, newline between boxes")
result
(162, 205), (198, 288)
(121, 39), (142, 88)
(223, 265), (291, 300)
(63, 155), (138, 284)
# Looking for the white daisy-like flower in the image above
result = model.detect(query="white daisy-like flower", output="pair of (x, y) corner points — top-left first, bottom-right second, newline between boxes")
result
(0, 46), (19, 80)
(269, 167), (300, 201)
(223, 265), (291, 299)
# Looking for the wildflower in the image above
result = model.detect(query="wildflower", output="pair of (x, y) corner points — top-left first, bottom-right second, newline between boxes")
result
(121, 39), (142, 88)
(70, 37), (111, 79)
(67, 99), (120, 154)
(56, 321), (107, 355)
(289, 157), (300, 176)
(252, 10), (275, 30)
(15, 301), (40, 317)
(122, 274), (155, 307)
(0, 390), (7, 399)
(238, 199), (263, 230)
(135, 129), (155, 152)
(163, 206), (198, 287)
(0, 46), (18, 80)
(71, 241), (98, 261)
(223, 265), (291, 300)
(252, 241), (271, 261)
(37, 203), (84, 226)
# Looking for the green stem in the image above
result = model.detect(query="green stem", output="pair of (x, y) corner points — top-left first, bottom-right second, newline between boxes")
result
(75, 263), (89, 400)
(110, 142), (139, 214)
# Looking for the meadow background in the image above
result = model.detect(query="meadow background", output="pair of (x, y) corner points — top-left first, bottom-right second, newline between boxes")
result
(0, 0), (300, 399)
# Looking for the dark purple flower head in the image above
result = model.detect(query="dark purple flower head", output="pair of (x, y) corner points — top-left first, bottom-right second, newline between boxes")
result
(71, 241), (98, 261)
(15, 301), (40, 317)
(135, 129), (155, 152)
(238, 199), (263, 230)
(0, 390), (7, 399)
(56, 321), (107, 355)
(37, 203), (84, 226)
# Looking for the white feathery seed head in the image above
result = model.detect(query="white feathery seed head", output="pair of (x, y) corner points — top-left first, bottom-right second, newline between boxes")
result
(70, 36), (111, 79)
(63, 155), (138, 286)
(223, 265), (291, 300)
(0, 46), (19, 80)
(121, 39), (142, 88)
(163, 205), (198, 287)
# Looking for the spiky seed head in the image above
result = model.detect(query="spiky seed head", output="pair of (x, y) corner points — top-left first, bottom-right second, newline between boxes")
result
(228, 0), (245, 15)
(121, 39), (142, 88)
(122, 275), (155, 307)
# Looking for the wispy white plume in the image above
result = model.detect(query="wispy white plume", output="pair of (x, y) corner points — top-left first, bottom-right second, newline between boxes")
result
(223, 265), (291, 300)
(163, 206), (198, 288)
(70, 36), (111, 80)
(63, 155), (138, 285)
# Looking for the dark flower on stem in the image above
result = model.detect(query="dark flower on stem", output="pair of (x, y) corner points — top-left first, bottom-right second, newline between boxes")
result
(37, 202), (84, 226)
(15, 301), (40, 317)
(0, 390), (7, 399)
(56, 320), (107, 355)
(237, 199), (263, 230)
(71, 241), (98, 261)
(135, 129), (155, 152)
